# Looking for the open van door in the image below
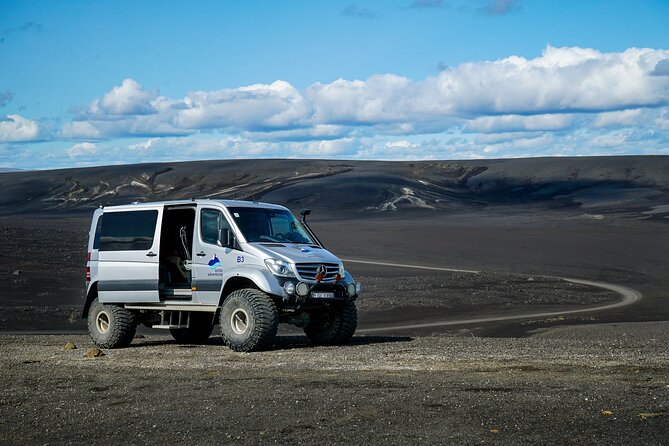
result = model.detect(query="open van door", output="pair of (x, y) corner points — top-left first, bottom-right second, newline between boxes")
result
(97, 206), (163, 303)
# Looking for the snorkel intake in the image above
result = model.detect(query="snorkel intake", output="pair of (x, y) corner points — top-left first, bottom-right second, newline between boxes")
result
(300, 209), (325, 248)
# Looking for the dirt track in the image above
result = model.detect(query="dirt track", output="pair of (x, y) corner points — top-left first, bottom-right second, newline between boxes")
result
(2, 322), (668, 445)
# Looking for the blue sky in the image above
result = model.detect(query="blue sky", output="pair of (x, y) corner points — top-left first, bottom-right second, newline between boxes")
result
(1, 0), (669, 169)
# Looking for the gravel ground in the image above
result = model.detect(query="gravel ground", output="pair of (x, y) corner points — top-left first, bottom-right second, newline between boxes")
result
(1, 322), (668, 445)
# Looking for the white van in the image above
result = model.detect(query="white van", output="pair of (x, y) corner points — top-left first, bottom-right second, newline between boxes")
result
(82, 199), (361, 352)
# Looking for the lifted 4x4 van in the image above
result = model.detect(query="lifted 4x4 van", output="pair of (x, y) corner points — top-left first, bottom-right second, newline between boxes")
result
(82, 199), (362, 352)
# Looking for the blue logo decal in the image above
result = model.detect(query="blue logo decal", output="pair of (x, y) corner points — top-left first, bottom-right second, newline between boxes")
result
(301, 247), (311, 253)
(208, 254), (222, 269)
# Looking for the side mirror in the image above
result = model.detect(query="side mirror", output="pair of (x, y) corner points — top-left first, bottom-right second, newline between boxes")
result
(219, 228), (235, 249)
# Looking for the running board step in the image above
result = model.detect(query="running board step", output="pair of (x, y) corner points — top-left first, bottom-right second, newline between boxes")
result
(125, 304), (217, 312)
(150, 310), (192, 330)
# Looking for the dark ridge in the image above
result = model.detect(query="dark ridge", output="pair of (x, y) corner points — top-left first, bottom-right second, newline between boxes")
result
(0, 156), (667, 218)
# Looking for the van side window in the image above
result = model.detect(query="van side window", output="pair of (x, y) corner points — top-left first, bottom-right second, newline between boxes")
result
(93, 215), (103, 249)
(99, 210), (158, 251)
(201, 209), (231, 245)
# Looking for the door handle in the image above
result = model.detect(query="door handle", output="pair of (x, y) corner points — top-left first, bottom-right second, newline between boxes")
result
(196, 251), (206, 257)
(146, 251), (157, 257)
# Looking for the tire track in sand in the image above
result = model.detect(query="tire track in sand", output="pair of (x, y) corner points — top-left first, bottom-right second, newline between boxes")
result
(340, 258), (642, 333)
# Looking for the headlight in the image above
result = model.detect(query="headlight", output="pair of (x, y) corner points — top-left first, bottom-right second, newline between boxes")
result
(283, 281), (296, 295)
(264, 259), (295, 277)
(339, 263), (345, 277)
(296, 282), (310, 297)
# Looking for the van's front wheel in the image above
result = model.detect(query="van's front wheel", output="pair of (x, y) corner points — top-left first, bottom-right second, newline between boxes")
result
(220, 289), (278, 352)
(87, 299), (136, 349)
(304, 301), (358, 346)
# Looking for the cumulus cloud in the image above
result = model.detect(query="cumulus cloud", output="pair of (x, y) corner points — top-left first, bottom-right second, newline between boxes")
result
(176, 80), (310, 130)
(61, 121), (101, 139)
(306, 46), (669, 124)
(650, 59), (669, 76)
(592, 109), (643, 128)
(656, 110), (669, 131)
(465, 114), (576, 133)
(0, 114), (40, 142)
(307, 74), (413, 124)
(40, 46), (669, 163)
(67, 142), (96, 158)
(95, 79), (157, 115)
(61, 47), (669, 141)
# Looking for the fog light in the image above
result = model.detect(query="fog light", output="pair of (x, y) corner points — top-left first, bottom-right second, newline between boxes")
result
(355, 282), (363, 295)
(283, 281), (296, 295)
(296, 282), (310, 297)
(346, 282), (357, 297)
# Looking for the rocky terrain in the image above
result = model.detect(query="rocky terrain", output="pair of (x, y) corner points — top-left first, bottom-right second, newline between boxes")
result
(1, 322), (668, 445)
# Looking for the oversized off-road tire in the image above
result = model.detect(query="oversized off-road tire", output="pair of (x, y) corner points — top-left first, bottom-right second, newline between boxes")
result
(170, 313), (214, 344)
(87, 298), (136, 349)
(304, 301), (358, 346)
(220, 289), (279, 352)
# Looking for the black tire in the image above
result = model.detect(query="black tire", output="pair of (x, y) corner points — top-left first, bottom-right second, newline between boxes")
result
(170, 313), (214, 344)
(87, 298), (136, 349)
(220, 289), (279, 352)
(304, 301), (358, 346)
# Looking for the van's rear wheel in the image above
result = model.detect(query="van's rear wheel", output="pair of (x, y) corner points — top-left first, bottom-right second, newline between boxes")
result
(220, 289), (278, 352)
(87, 299), (136, 349)
(305, 301), (358, 346)
(170, 313), (214, 344)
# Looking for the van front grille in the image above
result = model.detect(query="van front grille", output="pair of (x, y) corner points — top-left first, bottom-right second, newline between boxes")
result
(295, 263), (340, 283)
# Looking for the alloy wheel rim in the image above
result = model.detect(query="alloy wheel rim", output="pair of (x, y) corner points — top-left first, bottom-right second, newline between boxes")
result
(96, 310), (110, 334)
(230, 309), (249, 335)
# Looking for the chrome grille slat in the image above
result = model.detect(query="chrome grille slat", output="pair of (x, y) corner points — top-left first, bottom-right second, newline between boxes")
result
(295, 262), (339, 283)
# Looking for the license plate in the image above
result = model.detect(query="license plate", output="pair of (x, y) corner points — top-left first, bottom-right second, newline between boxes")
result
(311, 292), (335, 299)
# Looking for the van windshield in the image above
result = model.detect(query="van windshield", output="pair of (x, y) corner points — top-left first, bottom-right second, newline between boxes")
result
(228, 207), (315, 244)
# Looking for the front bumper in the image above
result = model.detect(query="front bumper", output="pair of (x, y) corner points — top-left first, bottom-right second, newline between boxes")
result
(277, 278), (360, 306)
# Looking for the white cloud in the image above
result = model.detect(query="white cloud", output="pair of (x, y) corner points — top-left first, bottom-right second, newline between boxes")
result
(298, 138), (359, 156)
(591, 131), (630, 148)
(58, 47), (669, 142)
(129, 138), (160, 151)
(307, 74), (413, 123)
(656, 110), (669, 131)
(309, 46), (669, 122)
(592, 109), (643, 128)
(176, 80), (310, 130)
(5, 46), (666, 165)
(0, 114), (40, 142)
(61, 121), (101, 139)
(67, 142), (96, 158)
(465, 114), (576, 133)
(97, 79), (156, 115)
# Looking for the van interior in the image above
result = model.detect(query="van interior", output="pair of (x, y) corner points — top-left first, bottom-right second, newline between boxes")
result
(159, 206), (195, 298)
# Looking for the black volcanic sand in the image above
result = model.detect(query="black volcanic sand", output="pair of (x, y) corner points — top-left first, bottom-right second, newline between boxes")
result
(0, 157), (667, 445)
(313, 210), (669, 336)
(0, 210), (664, 336)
